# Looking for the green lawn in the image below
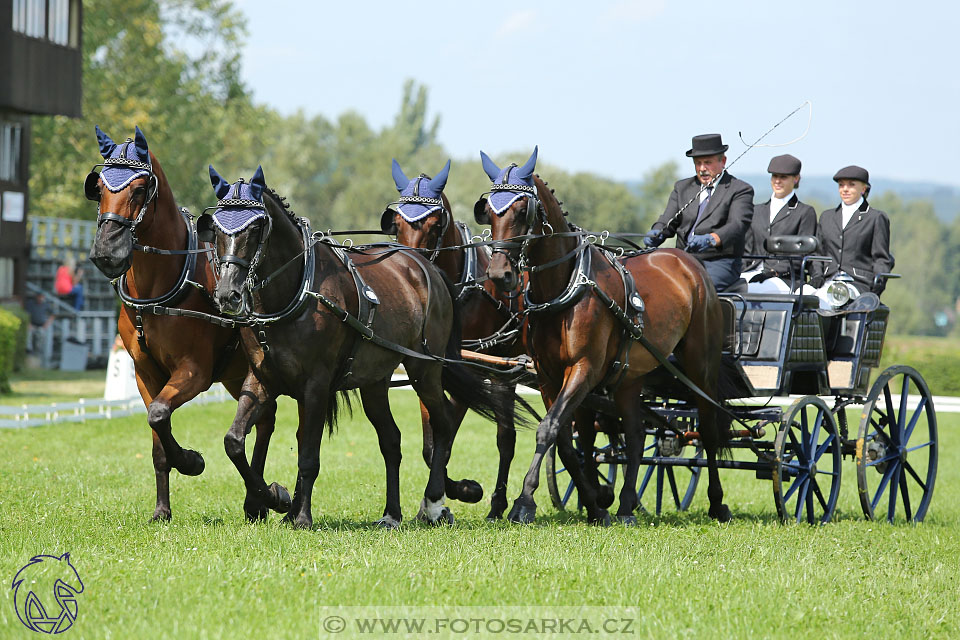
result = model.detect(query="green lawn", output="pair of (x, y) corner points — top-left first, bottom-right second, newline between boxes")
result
(1, 391), (958, 639)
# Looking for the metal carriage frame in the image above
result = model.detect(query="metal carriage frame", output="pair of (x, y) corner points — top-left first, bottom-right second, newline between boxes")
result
(547, 286), (938, 525)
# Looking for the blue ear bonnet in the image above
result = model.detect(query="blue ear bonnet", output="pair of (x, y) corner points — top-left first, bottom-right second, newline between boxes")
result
(480, 146), (538, 215)
(392, 159), (450, 222)
(208, 166), (267, 235)
(96, 126), (152, 193)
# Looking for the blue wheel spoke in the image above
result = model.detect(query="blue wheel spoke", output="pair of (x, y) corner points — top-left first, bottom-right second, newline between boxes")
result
(865, 452), (900, 468)
(905, 440), (934, 454)
(870, 463), (896, 510)
(809, 410), (824, 457)
(656, 465), (665, 515)
(784, 474), (802, 502)
(883, 385), (897, 437)
(794, 477), (810, 521)
(899, 468), (913, 521)
(637, 465), (654, 501)
(666, 468), (681, 507)
(814, 433), (836, 462)
(898, 376), (911, 444)
(903, 397), (927, 443)
(787, 427), (808, 465)
(810, 475), (829, 511)
(902, 460), (928, 493)
(887, 462), (902, 522)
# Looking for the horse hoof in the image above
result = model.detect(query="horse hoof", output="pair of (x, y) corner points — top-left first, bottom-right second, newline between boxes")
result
(451, 479), (484, 504)
(151, 508), (171, 522)
(374, 515), (402, 529)
(507, 499), (537, 524)
(416, 498), (454, 525)
(589, 510), (612, 527)
(709, 504), (732, 523)
(617, 514), (638, 527)
(243, 497), (268, 522)
(177, 449), (205, 476)
(596, 485), (615, 509)
(268, 483), (292, 513)
(283, 512), (313, 530)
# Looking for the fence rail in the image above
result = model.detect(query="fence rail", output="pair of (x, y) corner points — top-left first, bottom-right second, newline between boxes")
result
(0, 387), (231, 429)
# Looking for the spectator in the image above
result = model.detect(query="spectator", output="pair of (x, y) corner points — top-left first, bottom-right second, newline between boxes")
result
(23, 292), (54, 353)
(55, 256), (85, 310)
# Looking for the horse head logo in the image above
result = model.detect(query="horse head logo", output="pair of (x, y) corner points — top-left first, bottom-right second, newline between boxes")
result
(11, 553), (84, 634)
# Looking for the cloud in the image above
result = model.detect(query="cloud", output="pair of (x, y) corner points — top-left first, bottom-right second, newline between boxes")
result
(495, 9), (538, 38)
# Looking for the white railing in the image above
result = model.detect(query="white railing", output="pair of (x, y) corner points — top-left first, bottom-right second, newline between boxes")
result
(0, 386), (231, 429)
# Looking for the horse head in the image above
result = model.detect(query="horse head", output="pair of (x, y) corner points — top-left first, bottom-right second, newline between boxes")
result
(474, 146), (539, 293)
(381, 159), (451, 253)
(86, 125), (159, 278)
(12, 553), (84, 633)
(196, 165), (271, 317)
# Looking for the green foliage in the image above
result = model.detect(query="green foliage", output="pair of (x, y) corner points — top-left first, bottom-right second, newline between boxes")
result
(880, 335), (960, 395)
(0, 308), (23, 393)
(0, 304), (29, 374)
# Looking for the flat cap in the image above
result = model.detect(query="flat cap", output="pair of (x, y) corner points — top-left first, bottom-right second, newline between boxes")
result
(832, 165), (870, 186)
(767, 154), (801, 175)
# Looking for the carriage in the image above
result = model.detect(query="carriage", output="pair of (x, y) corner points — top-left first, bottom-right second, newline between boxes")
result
(545, 237), (937, 524)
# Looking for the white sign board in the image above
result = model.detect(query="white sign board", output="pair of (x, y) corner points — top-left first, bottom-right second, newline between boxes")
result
(2, 191), (24, 222)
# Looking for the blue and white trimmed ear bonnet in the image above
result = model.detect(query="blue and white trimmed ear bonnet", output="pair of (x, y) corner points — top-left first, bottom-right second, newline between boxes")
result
(94, 125), (153, 192)
(390, 159), (451, 222)
(480, 146), (539, 214)
(207, 165), (268, 234)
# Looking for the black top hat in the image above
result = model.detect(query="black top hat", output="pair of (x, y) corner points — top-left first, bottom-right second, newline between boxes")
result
(686, 133), (729, 157)
(832, 165), (870, 186)
(767, 154), (801, 175)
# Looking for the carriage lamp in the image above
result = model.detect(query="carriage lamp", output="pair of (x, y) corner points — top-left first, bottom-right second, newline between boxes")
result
(825, 274), (860, 309)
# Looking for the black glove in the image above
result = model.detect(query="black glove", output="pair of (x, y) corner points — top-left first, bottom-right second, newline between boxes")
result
(749, 269), (777, 284)
(809, 275), (824, 289)
(643, 230), (665, 248)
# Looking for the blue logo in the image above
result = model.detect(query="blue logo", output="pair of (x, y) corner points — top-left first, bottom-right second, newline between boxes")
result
(11, 553), (84, 634)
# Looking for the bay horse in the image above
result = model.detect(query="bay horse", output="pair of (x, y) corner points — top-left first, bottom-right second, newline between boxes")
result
(199, 166), (513, 528)
(478, 147), (732, 525)
(85, 126), (281, 522)
(381, 158), (528, 520)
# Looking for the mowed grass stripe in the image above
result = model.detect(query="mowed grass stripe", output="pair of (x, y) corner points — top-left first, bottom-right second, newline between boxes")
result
(1, 390), (958, 639)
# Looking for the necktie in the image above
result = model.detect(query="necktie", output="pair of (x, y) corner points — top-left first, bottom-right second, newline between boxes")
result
(688, 186), (712, 242)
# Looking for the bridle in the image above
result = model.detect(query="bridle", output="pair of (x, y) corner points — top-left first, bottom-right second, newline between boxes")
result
(381, 174), (450, 261)
(201, 186), (274, 299)
(84, 139), (159, 242)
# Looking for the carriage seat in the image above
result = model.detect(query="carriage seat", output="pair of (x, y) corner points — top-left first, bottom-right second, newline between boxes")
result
(763, 234), (819, 255)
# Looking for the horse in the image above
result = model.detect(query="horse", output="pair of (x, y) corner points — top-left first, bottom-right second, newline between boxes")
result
(381, 158), (529, 520)
(85, 126), (281, 522)
(477, 147), (732, 525)
(198, 165), (514, 528)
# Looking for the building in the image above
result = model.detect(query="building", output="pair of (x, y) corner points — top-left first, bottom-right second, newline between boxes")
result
(0, 0), (82, 300)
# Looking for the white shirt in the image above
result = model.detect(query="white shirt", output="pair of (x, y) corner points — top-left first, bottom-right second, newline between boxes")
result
(769, 192), (793, 224)
(699, 185), (713, 204)
(841, 198), (863, 229)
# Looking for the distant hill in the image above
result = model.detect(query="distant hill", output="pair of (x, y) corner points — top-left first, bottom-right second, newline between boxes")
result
(738, 174), (960, 222)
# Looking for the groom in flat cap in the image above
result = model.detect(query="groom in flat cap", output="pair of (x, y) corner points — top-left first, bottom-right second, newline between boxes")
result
(644, 133), (754, 292)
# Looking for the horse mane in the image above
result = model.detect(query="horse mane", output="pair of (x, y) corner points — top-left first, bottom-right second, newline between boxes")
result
(533, 174), (574, 231)
(262, 187), (299, 223)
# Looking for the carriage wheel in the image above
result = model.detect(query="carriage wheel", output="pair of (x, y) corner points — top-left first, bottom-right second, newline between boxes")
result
(545, 432), (619, 512)
(635, 426), (702, 515)
(856, 365), (938, 523)
(773, 396), (842, 524)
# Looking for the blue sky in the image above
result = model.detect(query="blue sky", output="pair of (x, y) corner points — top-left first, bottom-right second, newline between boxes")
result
(232, 0), (959, 188)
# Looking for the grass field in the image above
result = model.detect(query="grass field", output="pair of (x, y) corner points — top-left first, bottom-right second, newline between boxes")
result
(1, 390), (958, 639)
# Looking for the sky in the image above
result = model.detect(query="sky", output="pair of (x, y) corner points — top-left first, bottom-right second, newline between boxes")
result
(231, 0), (960, 189)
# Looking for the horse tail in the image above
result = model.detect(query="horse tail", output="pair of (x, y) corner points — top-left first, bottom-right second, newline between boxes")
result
(438, 275), (524, 427)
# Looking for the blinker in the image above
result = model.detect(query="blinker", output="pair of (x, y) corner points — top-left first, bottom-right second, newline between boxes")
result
(84, 172), (101, 201)
(474, 198), (490, 225)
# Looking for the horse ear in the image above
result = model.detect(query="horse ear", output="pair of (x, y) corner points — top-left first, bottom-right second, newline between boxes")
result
(480, 150), (501, 181)
(515, 145), (538, 181)
(429, 159), (451, 193)
(95, 125), (117, 158)
(391, 158), (410, 192)
(209, 165), (231, 199)
(250, 165), (266, 201)
(133, 126), (150, 161)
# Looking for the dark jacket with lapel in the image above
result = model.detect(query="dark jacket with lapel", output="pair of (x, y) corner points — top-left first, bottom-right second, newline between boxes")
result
(744, 193), (818, 278)
(811, 199), (895, 293)
(652, 172), (754, 260)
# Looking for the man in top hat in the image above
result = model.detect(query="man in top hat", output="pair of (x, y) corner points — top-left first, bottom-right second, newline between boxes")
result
(806, 165), (894, 307)
(644, 133), (754, 292)
(740, 154), (817, 293)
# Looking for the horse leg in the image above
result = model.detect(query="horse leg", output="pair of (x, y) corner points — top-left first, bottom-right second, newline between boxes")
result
(283, 390), (327, 529)
(508, 367), (597, 524)
(411, 364), (455, 525)
(487, 384), (517, 520)
(570, 406), (616, 520)
(145, 370), (211, 478)
(360, 381), (404, 528)
(421, 398), (483, 504)
(244, 400), (278, 521)
(150, 430), (172, 521)
(613, 381), (647, 525)
(223, 376), (291, 517)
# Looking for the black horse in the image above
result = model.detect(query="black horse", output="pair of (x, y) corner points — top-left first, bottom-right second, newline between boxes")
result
(198, 166), (512, 528)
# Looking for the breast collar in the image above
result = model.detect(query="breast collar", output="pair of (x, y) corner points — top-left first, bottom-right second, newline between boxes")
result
(522, 237), (592, 315)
